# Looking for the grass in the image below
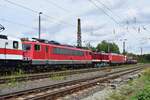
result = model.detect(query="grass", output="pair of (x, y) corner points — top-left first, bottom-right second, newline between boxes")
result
(106, 67), (150, 100)
(0, 69), (24, 88)
(49, 73), (67, 80)
(9, 70), (24, 86)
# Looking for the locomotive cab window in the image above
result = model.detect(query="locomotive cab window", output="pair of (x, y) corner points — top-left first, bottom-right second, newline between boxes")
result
(89, 52), (92, 55)
(13, 41), (19, 49)
(34, 44), (41, 51)
(23, 44), (31, 50)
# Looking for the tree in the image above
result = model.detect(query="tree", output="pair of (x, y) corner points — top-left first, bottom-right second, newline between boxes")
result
(82, 42), (96, 51)
(137, 54), (150, 63)
(96, 40), (120, 53)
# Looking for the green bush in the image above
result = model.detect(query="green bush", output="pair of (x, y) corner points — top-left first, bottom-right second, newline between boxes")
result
(107, 68), (150, 100)
(130, 68), (150, 100)
(131, 86), (150, 100)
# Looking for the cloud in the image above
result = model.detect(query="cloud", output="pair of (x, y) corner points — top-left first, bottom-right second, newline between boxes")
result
(1, 0), (150, 54)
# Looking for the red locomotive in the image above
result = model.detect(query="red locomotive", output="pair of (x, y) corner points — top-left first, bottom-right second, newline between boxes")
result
(109, 53), (126, 65)
(22, 38), (92, 67)
(92, 52), (109, 67)
(92, 52), (126, 67)
(0, 36), (136, 72)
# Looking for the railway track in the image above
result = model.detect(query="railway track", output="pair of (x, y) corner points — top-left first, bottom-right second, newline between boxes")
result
(0, 65), (144, 100)
(0, 64), (140, 84)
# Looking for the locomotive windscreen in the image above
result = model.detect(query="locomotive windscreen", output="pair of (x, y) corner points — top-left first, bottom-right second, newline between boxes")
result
(23, 44), (31, 50)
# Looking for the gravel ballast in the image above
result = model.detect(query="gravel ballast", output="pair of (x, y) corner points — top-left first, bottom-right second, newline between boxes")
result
(0, 66), (141, 96)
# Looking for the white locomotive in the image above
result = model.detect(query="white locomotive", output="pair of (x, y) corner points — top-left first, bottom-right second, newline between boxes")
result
(0, 35), (23, 71)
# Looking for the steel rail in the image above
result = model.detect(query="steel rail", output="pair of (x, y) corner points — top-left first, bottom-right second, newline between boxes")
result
(31, 67), (142, 100)
(0, 64), (136, 84)
(0, 65), (143, 100)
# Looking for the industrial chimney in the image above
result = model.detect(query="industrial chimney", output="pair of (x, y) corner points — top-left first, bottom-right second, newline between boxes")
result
(77, 18), (82, 47)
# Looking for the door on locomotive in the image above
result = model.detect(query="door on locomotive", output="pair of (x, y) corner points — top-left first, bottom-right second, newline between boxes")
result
(45, 45), (49, 64)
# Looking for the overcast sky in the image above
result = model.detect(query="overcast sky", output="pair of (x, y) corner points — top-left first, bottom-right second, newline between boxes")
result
(0, 0), (150, 54)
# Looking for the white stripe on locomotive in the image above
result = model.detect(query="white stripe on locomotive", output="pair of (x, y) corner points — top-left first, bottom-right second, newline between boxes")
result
(0, 54), (22, 60)
(0, 36), (23, 60)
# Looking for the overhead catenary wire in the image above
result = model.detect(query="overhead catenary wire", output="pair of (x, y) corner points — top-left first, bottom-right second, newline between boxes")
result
(5, 0), (38, 13)
(88, 0), (123, 37)
(41, 0), (75, 27)
(93, 0), (141, 35)
(95, 0), (130, 31)
(44, 0), (70, 13)
(95, 0), (134, 29)
(94, 0), (123, 22)
(89, 0), (141, 42)
(88, 0), (119, 25)
(4, 0), (75, 27)
(0, 18), (36, 30)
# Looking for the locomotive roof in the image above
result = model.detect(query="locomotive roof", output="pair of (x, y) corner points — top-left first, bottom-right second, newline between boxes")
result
(8, 36), (21, 41)
(23, 41), (91, 52)
(0, 34), (21, 41)
(93, 52), (109, 55)
(109, 53), (124, 56)
(0, 34), (7, 39)
(93, 52), (124, 56)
